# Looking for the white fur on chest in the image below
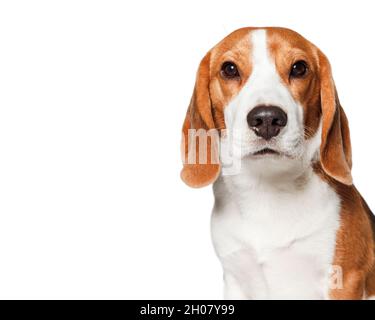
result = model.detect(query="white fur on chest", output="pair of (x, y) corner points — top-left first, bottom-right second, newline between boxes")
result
(211, 169), (341, 300)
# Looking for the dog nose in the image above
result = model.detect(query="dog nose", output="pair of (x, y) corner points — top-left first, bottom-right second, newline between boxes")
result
(247, 105), (288, 140)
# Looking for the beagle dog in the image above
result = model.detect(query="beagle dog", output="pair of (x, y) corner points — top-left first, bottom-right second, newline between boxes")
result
(180, 27), (375, 300)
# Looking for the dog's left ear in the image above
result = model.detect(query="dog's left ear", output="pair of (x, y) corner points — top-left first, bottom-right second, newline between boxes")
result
(319, 51), (353, 185)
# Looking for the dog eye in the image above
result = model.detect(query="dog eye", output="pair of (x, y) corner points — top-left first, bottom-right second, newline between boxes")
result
(290, 61), (308, 78)
(221, 62), (240, 79)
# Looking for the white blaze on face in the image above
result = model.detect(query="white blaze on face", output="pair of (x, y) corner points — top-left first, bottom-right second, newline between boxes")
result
(224, 29), (305, 160)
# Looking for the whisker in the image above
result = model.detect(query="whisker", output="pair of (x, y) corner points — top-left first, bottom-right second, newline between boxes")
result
(304, 126), (318, 139)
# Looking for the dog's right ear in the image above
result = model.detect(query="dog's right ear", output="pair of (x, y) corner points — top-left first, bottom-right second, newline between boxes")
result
(180, 53), (221, 188)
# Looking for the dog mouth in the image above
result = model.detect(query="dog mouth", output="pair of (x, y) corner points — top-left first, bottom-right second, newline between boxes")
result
(252, 148), (280, 156)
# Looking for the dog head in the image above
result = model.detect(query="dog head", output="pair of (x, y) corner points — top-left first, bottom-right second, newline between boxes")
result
(181, 27), (352, 187)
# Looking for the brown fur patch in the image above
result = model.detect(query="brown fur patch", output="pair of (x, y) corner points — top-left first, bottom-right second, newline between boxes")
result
(314, 164), (375, 299)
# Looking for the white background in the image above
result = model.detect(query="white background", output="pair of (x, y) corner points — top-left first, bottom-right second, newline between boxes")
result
(0, 0), (374, 299)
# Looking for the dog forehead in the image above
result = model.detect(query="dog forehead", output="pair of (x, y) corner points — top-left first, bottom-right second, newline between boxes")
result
(211, 27), (317, 64)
